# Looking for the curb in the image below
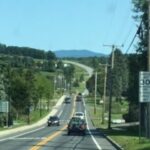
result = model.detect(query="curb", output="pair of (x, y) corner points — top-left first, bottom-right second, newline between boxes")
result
(86, 105), (123, 150)
(102, 132), (124, 150)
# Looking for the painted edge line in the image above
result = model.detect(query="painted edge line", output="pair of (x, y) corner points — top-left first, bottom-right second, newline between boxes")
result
(83, 99), (102, 150)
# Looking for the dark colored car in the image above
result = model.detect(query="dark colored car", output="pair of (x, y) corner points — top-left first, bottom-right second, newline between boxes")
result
(67, 117), (87, 135)
(65, 96), (71, 103)
(47, 116), (60, 126)
(76, 95), (82, 101)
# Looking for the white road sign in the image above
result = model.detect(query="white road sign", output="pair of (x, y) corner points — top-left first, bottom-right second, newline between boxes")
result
(139, 72), (150, 102)
(0, 101), (9, 112)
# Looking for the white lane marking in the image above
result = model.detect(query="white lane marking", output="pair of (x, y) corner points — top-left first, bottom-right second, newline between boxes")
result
(83, 100), (102, 150)
(0, 126), (45, 142)
(9, 137), (47, 140)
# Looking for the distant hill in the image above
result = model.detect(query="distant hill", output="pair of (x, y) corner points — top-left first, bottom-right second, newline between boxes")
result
(53, 50), (106, 58)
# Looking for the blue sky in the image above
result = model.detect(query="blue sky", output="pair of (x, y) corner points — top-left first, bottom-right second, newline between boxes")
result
(0, 0), (138, 54)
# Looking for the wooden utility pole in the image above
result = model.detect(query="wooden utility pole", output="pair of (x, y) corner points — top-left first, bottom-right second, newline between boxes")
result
(103, 44), (123, 129)
(103, 44), (115, 129)
(147, 0), (150, 138)
(94, 72), (97, 114)
(101, 64), (108, 124)
(108, 45), (114, 129)
(148, 0), (150, 71)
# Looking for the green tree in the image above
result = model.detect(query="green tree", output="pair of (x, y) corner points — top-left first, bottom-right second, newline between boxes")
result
(111, 49), (128, 100)
(0, 74), (6, 100)
(63, 65), (75, 83)
(132, 0), (147, 69)
(34, 73), (53, 113)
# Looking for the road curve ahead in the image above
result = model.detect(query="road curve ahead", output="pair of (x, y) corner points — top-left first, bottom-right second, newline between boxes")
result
(63, 60), (93, 77)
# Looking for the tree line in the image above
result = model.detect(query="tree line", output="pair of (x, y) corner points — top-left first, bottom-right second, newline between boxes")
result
(0, 47), (78, 126)
(0, 44), (57, 126)
(0, 44), (56, 60)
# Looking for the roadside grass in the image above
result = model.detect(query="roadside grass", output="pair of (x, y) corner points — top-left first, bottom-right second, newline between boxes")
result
(85, 96), (150, 150)
(72, 65), (88, 93)
(0, 98), (58, 131)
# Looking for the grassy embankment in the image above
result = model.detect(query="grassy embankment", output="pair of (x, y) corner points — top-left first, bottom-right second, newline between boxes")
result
(85, 97), (150, 150)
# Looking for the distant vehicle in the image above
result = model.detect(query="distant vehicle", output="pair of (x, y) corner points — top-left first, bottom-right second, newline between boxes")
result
(65, 96), (71, 103)
(47, 116), (60, 126)
(74, 112), (85, 120)
(67, 117), (87, 135)
(76, 93), (82, 101)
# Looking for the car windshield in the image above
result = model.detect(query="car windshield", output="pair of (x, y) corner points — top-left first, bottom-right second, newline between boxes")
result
(49, 116), (58, 120)
(70, 117), (85, 124)
(75, 113), (83, 116)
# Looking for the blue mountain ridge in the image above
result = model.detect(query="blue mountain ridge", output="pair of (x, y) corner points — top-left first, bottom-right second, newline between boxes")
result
(53, 50), (106, 58)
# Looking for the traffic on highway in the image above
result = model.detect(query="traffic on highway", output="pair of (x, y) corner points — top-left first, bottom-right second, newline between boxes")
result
(0, 94), (117, 150)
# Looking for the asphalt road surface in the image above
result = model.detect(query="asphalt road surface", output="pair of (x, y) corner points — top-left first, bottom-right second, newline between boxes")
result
(0, 95), (117, 150)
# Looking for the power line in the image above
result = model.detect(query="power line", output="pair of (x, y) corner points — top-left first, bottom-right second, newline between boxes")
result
(122, 23), (134, 46)
(125, 20), (142, 54)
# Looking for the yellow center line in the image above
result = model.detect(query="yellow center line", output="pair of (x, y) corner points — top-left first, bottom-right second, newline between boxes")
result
(29, 125), (67, 150)
(29, 95), (76, 150)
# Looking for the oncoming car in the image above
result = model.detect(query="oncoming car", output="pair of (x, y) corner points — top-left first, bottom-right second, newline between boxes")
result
(64, 96), (71, 104)
(47, 116), (60, 126)
(67, 117), (87, 135)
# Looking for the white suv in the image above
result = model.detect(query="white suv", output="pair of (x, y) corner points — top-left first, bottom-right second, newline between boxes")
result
(74, 112), (85, 120)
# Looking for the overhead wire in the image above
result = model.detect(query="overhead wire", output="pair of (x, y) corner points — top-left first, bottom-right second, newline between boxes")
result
(114, 1), (132, 45)
(125, 20), (142, 54)
(122, 23), (133, 46)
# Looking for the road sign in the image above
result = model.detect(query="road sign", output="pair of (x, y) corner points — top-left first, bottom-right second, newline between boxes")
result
(139, 72), (150, 102)
(0, 101), (9, 112)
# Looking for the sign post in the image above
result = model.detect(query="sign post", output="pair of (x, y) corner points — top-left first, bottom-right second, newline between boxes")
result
(0, 101), (9, 127)
(139, 72), (150, 102)
(0, 101), (9, 113)
(139, 71), (150, 141)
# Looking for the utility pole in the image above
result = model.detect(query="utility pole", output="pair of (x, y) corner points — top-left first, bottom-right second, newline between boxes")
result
(101, 64), (108, 124)
(94, 72), (97, 114)
(103, 44), (115, 129)
(147, 0), (150, 138)
(103, 44), (123, 129)
(108, 45), (114, 129)
(148, 0), (150, 71)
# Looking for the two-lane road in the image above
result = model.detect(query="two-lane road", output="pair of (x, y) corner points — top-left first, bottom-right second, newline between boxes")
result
(0, 95), (117, 150)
